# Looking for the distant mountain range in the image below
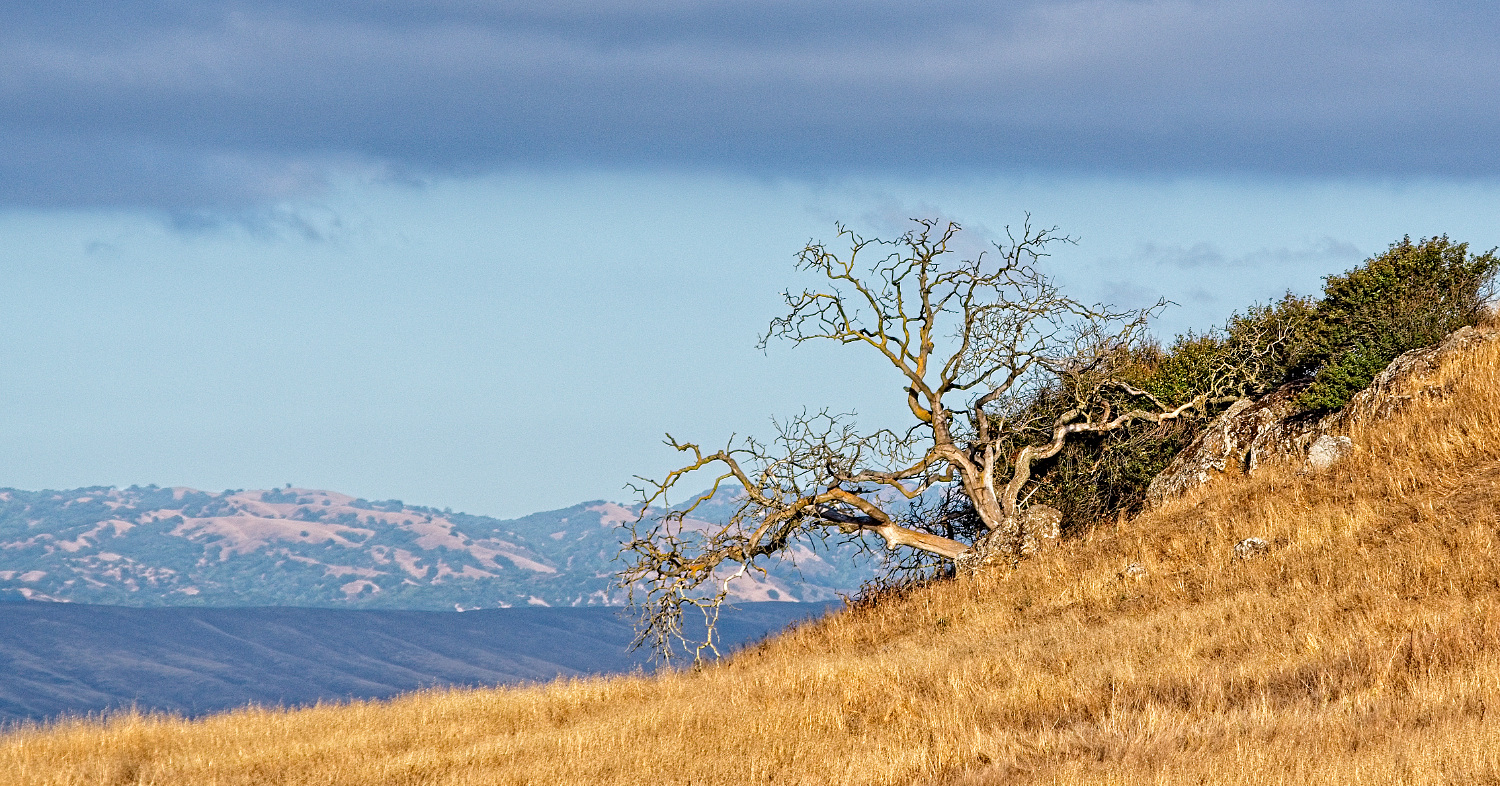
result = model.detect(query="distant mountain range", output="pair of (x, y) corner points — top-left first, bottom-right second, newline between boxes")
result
(0, 486), (880, 609)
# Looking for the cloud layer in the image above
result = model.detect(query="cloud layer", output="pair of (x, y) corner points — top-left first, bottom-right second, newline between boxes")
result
(4, 0), (1499, 209)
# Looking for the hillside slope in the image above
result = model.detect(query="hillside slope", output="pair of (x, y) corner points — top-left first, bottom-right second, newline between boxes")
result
(5, 327), (1500, 785)
(0, 487), (875, 608)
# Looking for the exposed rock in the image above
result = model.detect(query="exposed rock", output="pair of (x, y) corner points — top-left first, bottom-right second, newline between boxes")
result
(1233, 537), (1271, 561)
(956, 504), (1064, 574)
(1147, 324), (1500, 506)
(1120, 563), (1149, 581)
(1306, 435), (1354, 471)
(1145, 386), (1319, 505)
(953, 545), (988, 576)
(1017, 505), (1062, 557)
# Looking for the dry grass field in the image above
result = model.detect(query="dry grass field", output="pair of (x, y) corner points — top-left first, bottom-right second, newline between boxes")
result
(6, 332), (1500, 785)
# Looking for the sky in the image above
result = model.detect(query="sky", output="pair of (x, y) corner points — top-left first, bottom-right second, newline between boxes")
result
(2, 1), (1499, 519)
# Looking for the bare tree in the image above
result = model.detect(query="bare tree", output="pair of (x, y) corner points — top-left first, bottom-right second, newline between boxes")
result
(621, 219), (1258, 659)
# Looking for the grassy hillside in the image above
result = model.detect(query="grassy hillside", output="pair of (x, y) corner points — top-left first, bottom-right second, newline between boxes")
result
(5, 327), (1500, 784)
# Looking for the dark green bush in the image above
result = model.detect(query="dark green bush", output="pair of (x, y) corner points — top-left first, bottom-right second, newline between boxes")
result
(940, 235), (1497, 538)
(1022, 293), (1317, 530)
(1000, 236), (1496, 531)
(1134, 293), (1318, 407)
(1293, 236), (1498, 412)
(1029, 419), (1193, 533)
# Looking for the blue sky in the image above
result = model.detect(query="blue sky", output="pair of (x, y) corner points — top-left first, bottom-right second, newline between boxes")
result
(2, 1), (1499, 517)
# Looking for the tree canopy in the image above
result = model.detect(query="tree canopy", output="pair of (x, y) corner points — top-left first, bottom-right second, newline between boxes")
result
(619, 219), (1277, 659)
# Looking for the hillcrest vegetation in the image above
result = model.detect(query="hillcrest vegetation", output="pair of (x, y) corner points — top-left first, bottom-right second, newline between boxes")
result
(4, 222), (1500, 785)
(622, 223), (1497, 659)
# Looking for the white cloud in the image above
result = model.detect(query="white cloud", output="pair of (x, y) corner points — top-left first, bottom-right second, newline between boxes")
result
(1127, 236), (1363, 270)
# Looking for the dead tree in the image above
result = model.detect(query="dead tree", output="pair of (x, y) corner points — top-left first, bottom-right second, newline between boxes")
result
(621, 219), (1261, 659)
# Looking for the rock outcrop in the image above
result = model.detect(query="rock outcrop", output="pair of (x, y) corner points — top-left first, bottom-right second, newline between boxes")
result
(1142, 386), (1315, 505)
(1146, 324), (1500, 506)
(956, 504), (1063, 573)
(1330, 323), (1500, 427)
(1017, 505), (1063, 557)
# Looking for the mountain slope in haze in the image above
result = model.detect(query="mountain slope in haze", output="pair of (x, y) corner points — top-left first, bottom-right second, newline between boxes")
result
(0, 601), (837, 725)
(0, 487), (878, 609)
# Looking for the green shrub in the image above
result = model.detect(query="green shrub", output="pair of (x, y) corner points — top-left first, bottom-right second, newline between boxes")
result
(1135, 293), (1318, 407)
(1030, 419), (1193, 533)
(1293, 236), (1498, 412)
(957, 235), (1496, 535)
(1021, 293), (1317, 529)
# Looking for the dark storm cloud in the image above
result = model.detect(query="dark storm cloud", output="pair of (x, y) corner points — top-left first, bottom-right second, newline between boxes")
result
(3, 0), (1499, 209)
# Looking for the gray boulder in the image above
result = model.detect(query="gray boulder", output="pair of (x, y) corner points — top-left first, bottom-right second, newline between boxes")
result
(1144, 385), (1320, 506)
(1233, 537), (1271, 560)
(1017, 504), (1063, 557)
(956, 504), (1064, 574)
(1306, 434), (1354, 471)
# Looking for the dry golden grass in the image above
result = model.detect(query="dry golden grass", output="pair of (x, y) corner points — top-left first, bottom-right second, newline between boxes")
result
(7, 332), (1500, 785)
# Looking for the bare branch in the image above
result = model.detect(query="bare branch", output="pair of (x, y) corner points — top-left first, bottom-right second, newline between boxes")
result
(621, 218), (1254, 659)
